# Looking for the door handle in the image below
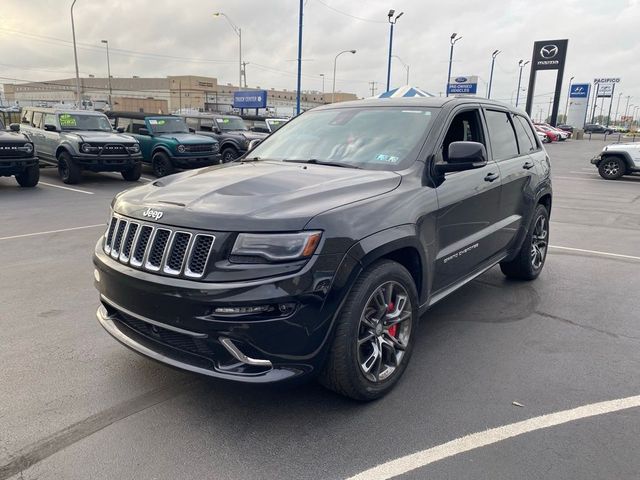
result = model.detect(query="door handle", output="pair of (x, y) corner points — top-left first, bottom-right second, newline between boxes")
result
(523, 161), (535, 170)
(484, 172), (500, 182)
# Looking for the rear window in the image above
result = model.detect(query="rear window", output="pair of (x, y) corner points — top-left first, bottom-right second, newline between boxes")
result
(512, 115), (538, 153)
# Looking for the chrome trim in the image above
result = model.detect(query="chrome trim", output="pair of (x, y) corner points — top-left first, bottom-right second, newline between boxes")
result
(130, 225), (153, 268)
(104, 217), (116, 254)
(110, 218), (127, 259)
(163, 231), (192, 275)
(144, 227), (170, 272)
(100, 294), (207, 338)
(219, 337), (273, 367)
(184, 234), (215, 278)
(119, 222), (140, 264)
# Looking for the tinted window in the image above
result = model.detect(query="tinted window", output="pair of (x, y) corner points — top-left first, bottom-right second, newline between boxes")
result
(117, 117), (132, 133)
(484, 110), (518, 161)
(32, 111), (43, 128)
(21, 110), (32, 125)
(185, 117), (200, 130)
(43, 113), (57, 128)
(57, 113), (112, 131)
(147, 117), (189, 134)
(441, 109), (486, 163)
(512, 115), (538, 153)
(130, 119), (146, 134)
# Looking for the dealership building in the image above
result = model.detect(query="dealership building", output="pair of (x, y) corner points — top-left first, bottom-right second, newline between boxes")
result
(1, 75), (358, 115)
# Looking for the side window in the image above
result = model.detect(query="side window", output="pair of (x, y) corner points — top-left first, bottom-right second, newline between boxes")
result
(43, 113), (57, 128)
(117, 117), (132, 133)
(130, 119), (146, 134)
(21, 110), (33, 125)
(484, 110), (518, 161)
(31, 111), (44, 129)
(513, 115), (539, 153)
(441, 109), (486, 163)
(185, 117), (199, 130)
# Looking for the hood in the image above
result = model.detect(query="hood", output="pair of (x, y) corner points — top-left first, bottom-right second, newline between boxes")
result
(63, 131), (137, 144)
(155, 132), (218, 144)
(605, 143), (640, 152)
(113, 161), (401, 231)
(0, 130), (30, 143)
(239, 131), (268, 141)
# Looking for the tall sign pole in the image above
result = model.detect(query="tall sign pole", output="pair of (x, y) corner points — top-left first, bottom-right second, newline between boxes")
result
(525, 39), (568, 126)
(295, 0), (303, 115)
(606, 83), (616, 127)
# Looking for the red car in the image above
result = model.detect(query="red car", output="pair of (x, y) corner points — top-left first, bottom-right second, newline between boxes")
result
(535, 124), (558, 142)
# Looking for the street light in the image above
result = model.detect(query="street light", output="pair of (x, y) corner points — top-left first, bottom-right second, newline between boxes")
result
(319, 73), (325, 94)
(100, 40), (112, 108)
(487, 49), (500, 99)
(392, 55), (410, 85)
(385, 10), (404, 92)
(70, 0), (81, 107)
(332, 50), (356, 103)
(563, 75), (574, 121)
(515, 59), (529, 107)
(446, 32), (462, 97)
(213, 12), (242, 91)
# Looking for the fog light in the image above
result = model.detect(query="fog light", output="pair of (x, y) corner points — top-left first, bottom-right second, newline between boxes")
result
(278, 303), (296, 315)
(214, 305), (273, 315)
(94, 269), (100, 282)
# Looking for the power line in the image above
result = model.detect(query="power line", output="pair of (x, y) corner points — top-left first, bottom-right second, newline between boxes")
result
(313, 0), (387, 23)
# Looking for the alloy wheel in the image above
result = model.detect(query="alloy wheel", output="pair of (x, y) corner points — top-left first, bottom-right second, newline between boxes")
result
(357, 281), (412, 383)
(603, 160), (619, 177)
(530, 214), (548, 270)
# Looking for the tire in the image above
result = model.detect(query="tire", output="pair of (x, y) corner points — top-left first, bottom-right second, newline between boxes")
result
(319, 260), (419, 401)
(500, 203), (549, 281)
(221, 146), (238, 163)
(152, 151), (174, 177)
(121, 162), (142, 181)
(598, 156), (625, 180)
(57, 151), (81, 184)
(15, 163), (40, 187)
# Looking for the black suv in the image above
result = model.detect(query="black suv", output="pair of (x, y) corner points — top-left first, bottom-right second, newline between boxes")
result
(180, 113), (267, 162)
(584, 123), (613, 134)
(94, 98), (552, 400)
(0, 119), (39, 187)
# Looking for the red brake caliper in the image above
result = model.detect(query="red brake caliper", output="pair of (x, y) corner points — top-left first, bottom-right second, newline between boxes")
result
(387, 301), (397, 337)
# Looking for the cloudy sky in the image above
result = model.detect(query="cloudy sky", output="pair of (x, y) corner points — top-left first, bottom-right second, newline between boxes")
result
(1, 0), (638, 118)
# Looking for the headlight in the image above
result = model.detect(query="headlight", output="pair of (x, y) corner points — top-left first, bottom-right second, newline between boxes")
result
(177, 144), (186, 153)
(21, 143), (34, 154)
(231, 231), (322, 262)
(128, 143), (140, 153)
(80, 143), (98, 153)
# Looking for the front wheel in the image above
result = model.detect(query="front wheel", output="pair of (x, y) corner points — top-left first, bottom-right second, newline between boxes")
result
(151, 152), (174, 177)
(221, 147), (238, 163)
(319, 260), (418, 401)
(598, 157), (625, 180)
(500, 204), (549, 280)
(57, 151), (81, 184)
(15, 164), (40, 187)
(121, 162), (142, 181)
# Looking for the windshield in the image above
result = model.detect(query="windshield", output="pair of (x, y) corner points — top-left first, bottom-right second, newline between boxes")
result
(215, 117), (248, 131)
(248, 107), (436, 170)
(58, 113), (112, 131)
(266, 119), (287, 132)
(148, 117), (189, 134)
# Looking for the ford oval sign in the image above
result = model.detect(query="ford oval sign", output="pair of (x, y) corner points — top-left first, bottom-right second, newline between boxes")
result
(454, 77), (468, 83)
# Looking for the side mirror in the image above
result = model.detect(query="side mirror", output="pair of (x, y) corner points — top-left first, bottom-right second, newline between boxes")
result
(138, 128), (150, 136)
(213, 127), (221, 134)
(116, 126), (125, 133)
(189, 127), (196, 133)
(9, 123), (20, 132)
(436, 141), (488, 174)
(44, 124), (58, 132)
(248, 139), (262, 150)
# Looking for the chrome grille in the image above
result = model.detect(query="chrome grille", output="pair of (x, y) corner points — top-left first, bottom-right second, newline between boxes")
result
(103, 214), (215, 279)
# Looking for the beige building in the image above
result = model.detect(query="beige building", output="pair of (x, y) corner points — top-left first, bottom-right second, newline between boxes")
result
(3, 75), (358, 115)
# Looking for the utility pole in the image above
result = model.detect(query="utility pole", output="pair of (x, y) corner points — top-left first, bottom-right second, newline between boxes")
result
(369, 81), (378, 97)
(296, 0), (303, 115)
(70, 0), (81, 107)
(101, 40), (112, 108)
(241, 62), (249, 88)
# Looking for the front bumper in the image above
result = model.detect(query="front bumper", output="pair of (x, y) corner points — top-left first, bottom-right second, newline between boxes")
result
(591, 155), (601, 165)
(93, 241), (359, 383)
(0, 156), (38, 176)
(171, 153), (222, 168)
(74, 152), (142, 171)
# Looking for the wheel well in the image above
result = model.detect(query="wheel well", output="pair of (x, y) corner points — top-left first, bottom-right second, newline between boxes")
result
(152, 146), (171, 158)
(602, 153), (631, 172)
(538, 193), (552, 214)
(381, 247), (422, 296)
(55, 146), (70, 159)
(221, 143), (239, 152)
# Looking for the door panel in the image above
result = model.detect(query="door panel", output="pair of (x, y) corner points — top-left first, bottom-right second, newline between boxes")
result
(40, 113), (59, 159)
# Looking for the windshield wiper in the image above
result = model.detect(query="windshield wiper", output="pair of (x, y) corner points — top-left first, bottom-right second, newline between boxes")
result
(283, 159), (361, 169)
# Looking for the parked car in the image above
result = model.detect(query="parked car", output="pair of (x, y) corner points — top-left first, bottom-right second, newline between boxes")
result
(19, 108), (142, 184)
(536, 130), (550, 143)
(241, 114), (289, 134)
(591, 143), (640, 180)
(0, 118), (39, 187)
(93, 97), (552, 401)
(535, 124), (558, 142)
(556, 124), (574, 134)
(535, 123), (568, 141)
(108, 112), (221, 177)
(178, 113), (267, 163)
(584, 123), (614, 134)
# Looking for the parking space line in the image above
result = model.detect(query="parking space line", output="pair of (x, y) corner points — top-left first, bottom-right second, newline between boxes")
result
(39, 182), (94, 195)
(347, 394), (640, 480)
(0, 224), (105, 241)
(549, 245), (640, 261)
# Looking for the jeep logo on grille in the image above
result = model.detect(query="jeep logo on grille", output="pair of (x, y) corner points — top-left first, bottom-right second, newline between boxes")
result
(143, 207), (164, 221)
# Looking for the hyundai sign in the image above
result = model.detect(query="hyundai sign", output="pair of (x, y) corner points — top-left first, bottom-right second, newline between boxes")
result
(569, 84), (589, 98)
(233, 90), (268, 109)
(447, 76), (478, 95)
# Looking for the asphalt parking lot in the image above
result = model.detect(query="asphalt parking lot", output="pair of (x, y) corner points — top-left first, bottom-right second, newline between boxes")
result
(1, 137), (639, 479)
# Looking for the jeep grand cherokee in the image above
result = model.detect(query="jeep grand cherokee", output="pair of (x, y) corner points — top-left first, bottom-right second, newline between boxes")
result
(93, 97), (552, 401)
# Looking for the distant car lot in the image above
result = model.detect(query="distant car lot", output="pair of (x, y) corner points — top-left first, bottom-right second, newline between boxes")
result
(0, 139), (639, 480)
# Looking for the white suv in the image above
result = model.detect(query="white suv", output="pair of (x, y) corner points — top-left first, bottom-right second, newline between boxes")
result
(591, 143), (640, 180)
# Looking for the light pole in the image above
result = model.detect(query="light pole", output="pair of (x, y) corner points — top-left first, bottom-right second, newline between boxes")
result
(446, 33), (462, 97)
(213, 12), (242, 91)
(392, 55), (410, 85)
(100, 40), (112, 108)
(70, 0), (81, 107)
(319, 74), (325, 94)
(487, 49), (500, 99)
(613, 92), (622, 125)
(623, 96), (631, 124)
(296, 0), (303, 115)
(332, 50), (356, 103)
(385, 10), (404, 92)
(563, 75), (574, 121)
(515, 59), (529, 107)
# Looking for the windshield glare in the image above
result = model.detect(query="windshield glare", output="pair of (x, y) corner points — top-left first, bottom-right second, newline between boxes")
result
(58, 113), (112, 131)
(266, 119), (287, 131)
(249, 107), (436, 170)
(148, 117), (189, 134)
(215, 117), (248, 131)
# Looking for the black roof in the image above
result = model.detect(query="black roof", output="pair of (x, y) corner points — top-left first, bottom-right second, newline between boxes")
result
(105, 111), (175, 119)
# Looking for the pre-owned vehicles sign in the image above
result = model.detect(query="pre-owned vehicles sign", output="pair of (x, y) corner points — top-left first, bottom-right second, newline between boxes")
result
(447, 76), (478, 95)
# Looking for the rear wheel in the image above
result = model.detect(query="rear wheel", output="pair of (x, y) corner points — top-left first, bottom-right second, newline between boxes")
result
(15, 164), (40, 187)
(121, 162), (142, 181)
(319, 260), (418, 401)
(221, 147), (238, 163)
(500, 204), (549, 280)
(57, 151), (81, 184)
(598, 156), (625, 180)
(152, 152), (174, 177)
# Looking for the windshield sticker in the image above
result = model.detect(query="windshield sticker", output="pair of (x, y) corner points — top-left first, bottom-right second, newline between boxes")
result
(148, 119), (166, 125)
(59, 114), (77, 127)
(216, 118), (230, 123)
(374, 154), (400, 163)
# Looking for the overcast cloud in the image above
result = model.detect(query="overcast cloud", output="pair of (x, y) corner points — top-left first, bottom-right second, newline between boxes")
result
(1, 0), (639, 117)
